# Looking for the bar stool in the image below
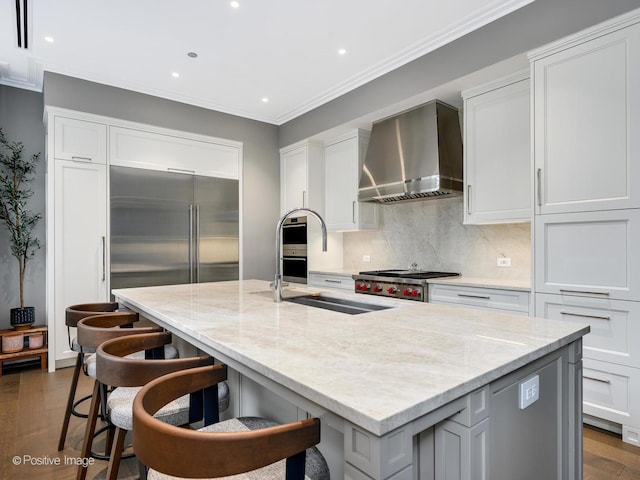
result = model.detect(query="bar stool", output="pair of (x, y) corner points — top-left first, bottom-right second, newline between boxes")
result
(133, 364), (330, 480)
(58, 302), (120, 451)
(78, 332), (230, 480)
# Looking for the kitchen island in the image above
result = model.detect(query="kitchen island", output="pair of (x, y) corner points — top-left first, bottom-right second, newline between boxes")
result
(114, 279), (589, 480)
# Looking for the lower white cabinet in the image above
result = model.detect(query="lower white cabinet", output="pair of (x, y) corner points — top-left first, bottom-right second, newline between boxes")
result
(308, 272), (355, 291)
(428, 283), (530, 315)
(534, 209), (640, 301)
(50, 159), (108, 364)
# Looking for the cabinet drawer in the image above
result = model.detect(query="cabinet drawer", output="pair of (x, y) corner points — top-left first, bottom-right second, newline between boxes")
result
(308, 273), (355, 291)
(428, 284), (530, 314)
(536, 293), (640, 368)
(534, 209), (640, 301)
(54, 116), (107, 164)
(583, 359), (640, 426)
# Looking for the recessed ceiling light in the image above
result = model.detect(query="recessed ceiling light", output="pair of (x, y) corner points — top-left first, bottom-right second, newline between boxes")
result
(172, 72), (180, 78)
(44, 36), (54, 43)
(230, 1), (240, 8)
(338, 48), (347, 55)
(262, 97), (269, 103)
(187, 52), (198, 58)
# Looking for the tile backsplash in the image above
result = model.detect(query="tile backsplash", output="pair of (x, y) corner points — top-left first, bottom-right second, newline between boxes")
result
(343, 196), (531, 282)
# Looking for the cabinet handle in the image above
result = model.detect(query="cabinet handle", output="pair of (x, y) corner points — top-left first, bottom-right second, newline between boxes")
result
(559, 289), (610, 297)
(168, 167), (195, 174)
(324, 279), (342, 284)
(467, 185), (472, 214)
(457, 293), (490, 300)
(71, 155), (93, 162)
(536, 168), (542, 207)
(352, 201), (356, 223)
(189, 205), (194, 283)
(302, 190), (307, 208)
(560, 311), (611, 321)
(101, 236), (106, 281)
(584, 376), (611, 385)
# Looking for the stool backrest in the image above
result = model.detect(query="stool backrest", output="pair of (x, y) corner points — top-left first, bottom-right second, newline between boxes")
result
(65, 302), (121, 327)
(133, 364), (321, 479)
(77, 312), (160, 350)
(96, 332), (213, 388)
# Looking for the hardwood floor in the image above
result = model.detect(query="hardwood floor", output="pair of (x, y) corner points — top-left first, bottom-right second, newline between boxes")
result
(1, 363), (639, 479)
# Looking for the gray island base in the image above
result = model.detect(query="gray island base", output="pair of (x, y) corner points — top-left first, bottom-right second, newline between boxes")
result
(113, 280), (589, 480)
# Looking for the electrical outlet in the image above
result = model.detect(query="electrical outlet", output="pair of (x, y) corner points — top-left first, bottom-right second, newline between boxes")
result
(497, 257), (511, 267)
(519, 375), (539, 410)
(363, 255), (371, 263)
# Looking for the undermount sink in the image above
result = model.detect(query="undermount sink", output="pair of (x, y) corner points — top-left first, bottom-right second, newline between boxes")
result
(284, 294), (393, 315)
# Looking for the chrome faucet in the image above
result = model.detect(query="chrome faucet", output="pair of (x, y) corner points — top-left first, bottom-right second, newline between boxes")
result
(271, 207), (327, 302)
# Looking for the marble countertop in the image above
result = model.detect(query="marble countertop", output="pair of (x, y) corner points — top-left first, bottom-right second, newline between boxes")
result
(113, 279), (586, 436)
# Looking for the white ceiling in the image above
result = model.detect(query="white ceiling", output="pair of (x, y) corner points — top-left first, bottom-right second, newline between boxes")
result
(0, 0), (534, 125)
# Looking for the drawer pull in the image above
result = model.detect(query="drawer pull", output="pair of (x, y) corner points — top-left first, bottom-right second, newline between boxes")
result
(559, 289), (610, 297)
(71, 155), (93, 162)
(457, 293), (490, 300)
(168, 167), (195, 174)
(560, 311), (611, 321)
(584, 376), (611, 385)
(324, 279), (342, 284)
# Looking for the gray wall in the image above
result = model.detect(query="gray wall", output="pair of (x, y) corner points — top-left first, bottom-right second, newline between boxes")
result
(43, 72), (280, 284)
(0, 85), (46, 329)
(279, 0), (640, 146)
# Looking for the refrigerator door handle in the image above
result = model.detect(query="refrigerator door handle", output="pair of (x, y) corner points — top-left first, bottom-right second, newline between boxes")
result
(189, 204), (194, 283)
(195, 204), (201, 283)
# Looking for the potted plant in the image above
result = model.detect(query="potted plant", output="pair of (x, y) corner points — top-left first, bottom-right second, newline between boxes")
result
(0, 127), (41, 330)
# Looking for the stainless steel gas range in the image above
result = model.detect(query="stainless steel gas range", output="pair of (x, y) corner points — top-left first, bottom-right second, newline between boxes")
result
(352, 269), (459, 302)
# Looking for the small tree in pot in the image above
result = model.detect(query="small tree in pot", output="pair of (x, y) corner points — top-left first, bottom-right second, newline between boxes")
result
(0, 127), (41, 329)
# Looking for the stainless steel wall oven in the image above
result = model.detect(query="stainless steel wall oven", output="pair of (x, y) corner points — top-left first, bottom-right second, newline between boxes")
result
(282, 216), (307, 283)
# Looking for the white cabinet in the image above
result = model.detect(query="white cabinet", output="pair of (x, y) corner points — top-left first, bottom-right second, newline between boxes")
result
(530, 10), (640, 445)
(280, 140), (324, 215)
(308, 272), (355, 291)
(530, 19), (640, 215)
(534, 209), (640, 301)
(54, 116), (107, 164)
(109, 126), (240, 179)
(47, 111), (109, 366)
(462, 71), (530, 224)
(428, 283), (530, 315)
(324, 130), (378, 231)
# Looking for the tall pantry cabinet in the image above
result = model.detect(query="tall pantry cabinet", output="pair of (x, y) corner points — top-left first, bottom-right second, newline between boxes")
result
(46, 110), (108, 369)
(530, 10), (640, 446)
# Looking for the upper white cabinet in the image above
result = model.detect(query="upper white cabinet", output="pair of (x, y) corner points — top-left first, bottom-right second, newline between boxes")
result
(109, 126), (240, 179)
(54, 116), (107, 164)
(280, 140), (324, 215)
(530, 19), (640, 214)
(324, 130), (378, 231)
(462, 71), (531, 224)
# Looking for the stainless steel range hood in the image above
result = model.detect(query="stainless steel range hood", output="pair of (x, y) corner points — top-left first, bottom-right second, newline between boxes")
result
(358, 100), (463, 203)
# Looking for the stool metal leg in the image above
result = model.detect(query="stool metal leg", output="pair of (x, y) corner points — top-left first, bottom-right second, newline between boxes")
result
(58, 352), (82, 451)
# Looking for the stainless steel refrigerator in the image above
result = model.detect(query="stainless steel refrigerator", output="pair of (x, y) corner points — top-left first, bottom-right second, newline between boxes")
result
(110, 166), (239, 291)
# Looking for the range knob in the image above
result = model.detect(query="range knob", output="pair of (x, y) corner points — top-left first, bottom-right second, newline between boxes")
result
(358, 283), (370, 291)
(373, 285), (383, 293)
(403, 288), (411, 296)
(387, 286), (398, 294)
(355, 283), (362, 291)
(411, 289), (420, 297)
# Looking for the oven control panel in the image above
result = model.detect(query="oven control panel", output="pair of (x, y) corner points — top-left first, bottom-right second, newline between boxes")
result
(354, 280), (424, 301)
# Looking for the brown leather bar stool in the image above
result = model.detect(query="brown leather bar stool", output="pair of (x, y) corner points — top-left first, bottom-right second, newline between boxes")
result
(133, 364), (329, 480)
(58, 302), (120, 451)
(77, 332), (229, 480)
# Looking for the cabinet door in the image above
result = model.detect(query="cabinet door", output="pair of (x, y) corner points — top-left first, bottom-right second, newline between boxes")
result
(280, 141), (324, 215)
(533, 22), (640, 214)
(536, 293), (640, 368)
(534, 209), (640, 301)
(53, 160), (107, 361)
(464, 77), (530, 224)
(428, 284), (530, 315)
(54, 116), (107, 164)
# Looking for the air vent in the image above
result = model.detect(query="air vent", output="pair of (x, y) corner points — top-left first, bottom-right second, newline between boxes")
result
(14, 0), (30, 49)
(377, 191), (452, 203)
